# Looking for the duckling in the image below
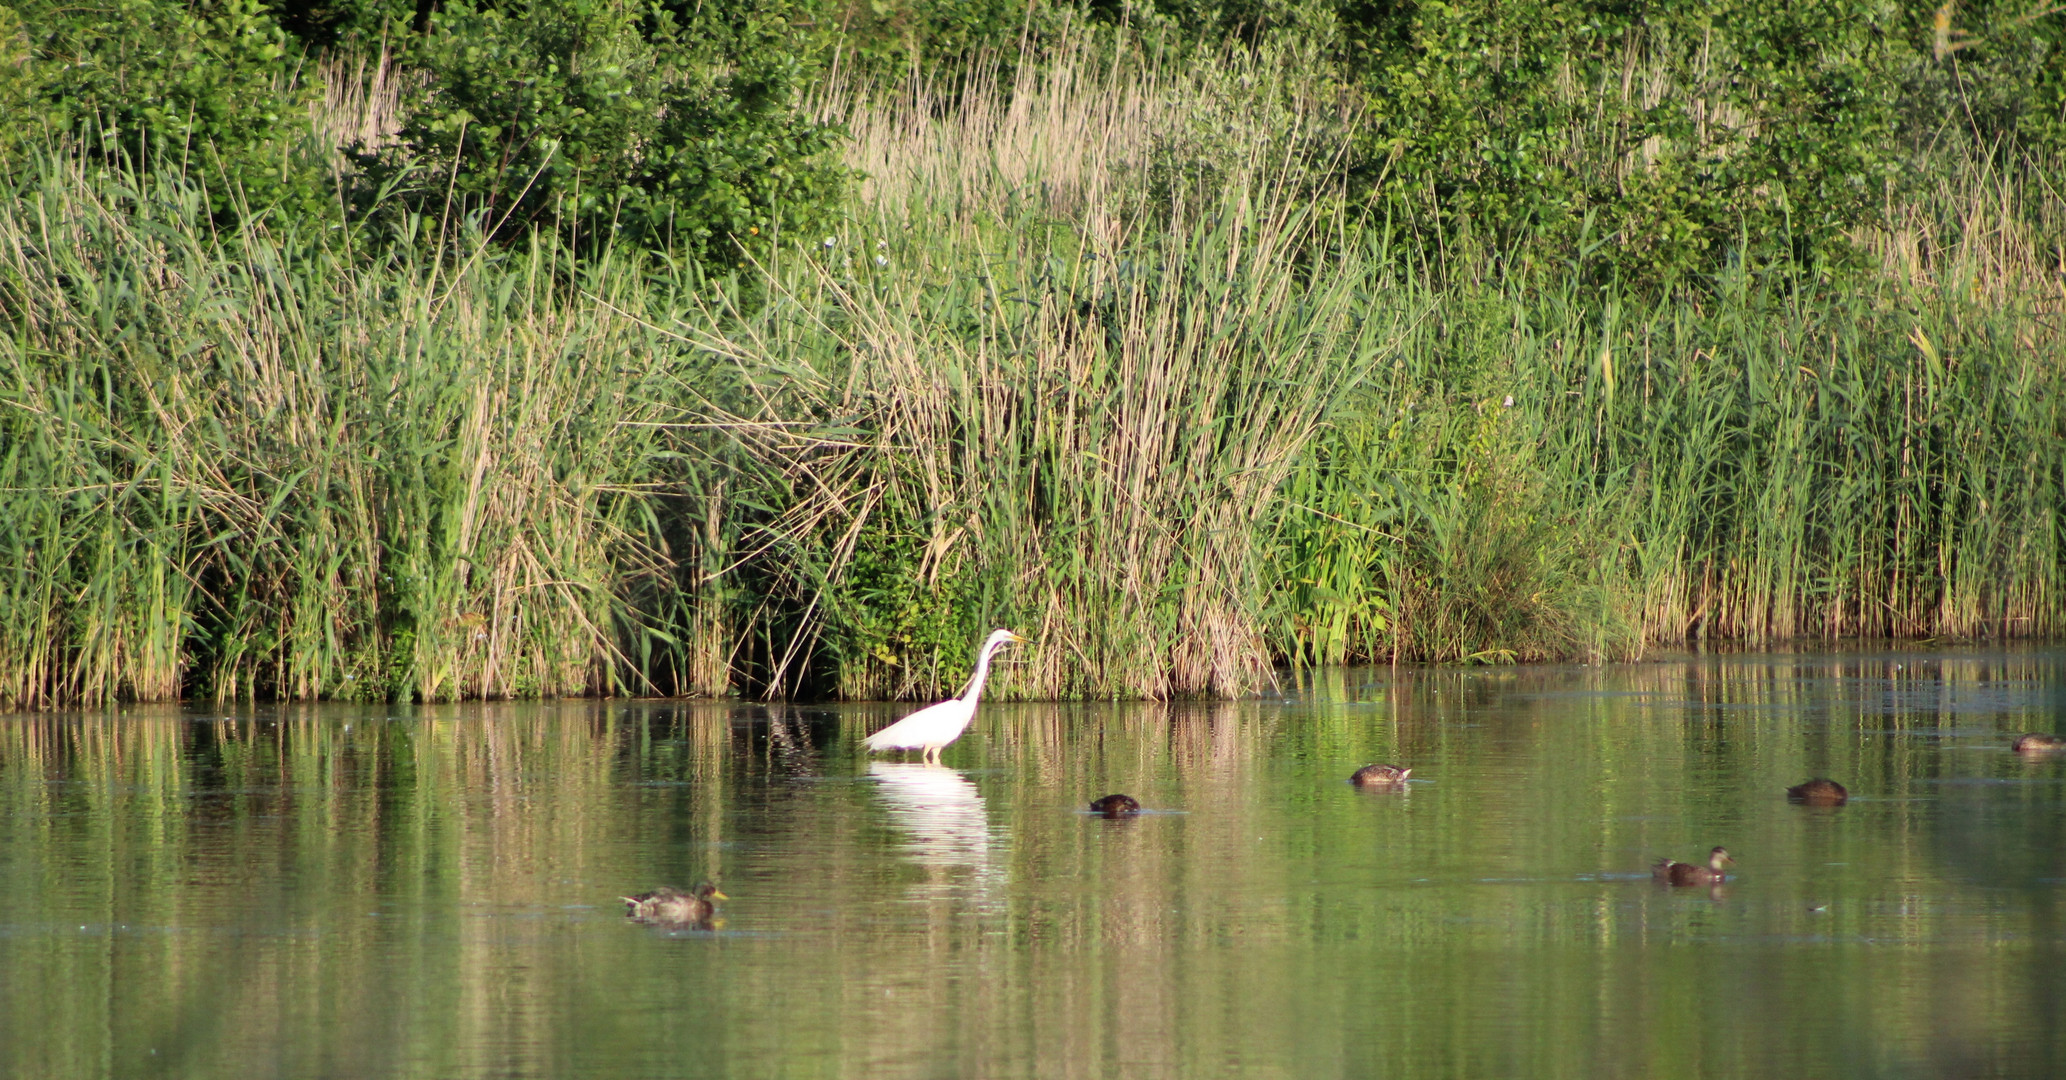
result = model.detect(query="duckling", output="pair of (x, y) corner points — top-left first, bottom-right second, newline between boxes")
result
(622, 882), (727, 925)
(2012, 733), (2066, 754)
(1787, 778), (1849, 805)
(1089, 794), (1141, 817)
(1653, 846), (1733, 886)
(1351, 763), (1412, 787)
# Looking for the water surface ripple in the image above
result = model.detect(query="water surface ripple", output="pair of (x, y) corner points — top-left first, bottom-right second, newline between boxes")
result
(4, 648), (2065, 1079)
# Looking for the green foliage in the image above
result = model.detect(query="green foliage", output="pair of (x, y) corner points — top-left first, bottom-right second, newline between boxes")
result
(0, 0), (330, 217)
(1898, 0), (2066, 155)
(1278, 318), (1642, 667)
(828, 524), (985, 700)
(1337, 1), (1906, 283)
(796, 0), (1048, 76)
(366, 0), (852, 264)
(260, 0), (413, 48)
(1093, 0), (1342, 47)
(0, 10), (34, 159)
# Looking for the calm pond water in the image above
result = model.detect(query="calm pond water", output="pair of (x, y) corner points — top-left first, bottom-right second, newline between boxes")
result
(4, 648), (2065, 1079)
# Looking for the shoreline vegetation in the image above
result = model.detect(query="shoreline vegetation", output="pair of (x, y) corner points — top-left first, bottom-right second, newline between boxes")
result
(1, 1), (2062, 707)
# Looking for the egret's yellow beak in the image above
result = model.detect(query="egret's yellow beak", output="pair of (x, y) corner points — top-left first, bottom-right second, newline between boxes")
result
(710, 888), (729, 901)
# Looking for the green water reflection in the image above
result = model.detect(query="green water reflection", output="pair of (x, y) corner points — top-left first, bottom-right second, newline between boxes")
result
(3, 649), (2064, 1079)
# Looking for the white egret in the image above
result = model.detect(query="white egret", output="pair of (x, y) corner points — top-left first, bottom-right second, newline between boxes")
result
(862, 628), (1026, 765)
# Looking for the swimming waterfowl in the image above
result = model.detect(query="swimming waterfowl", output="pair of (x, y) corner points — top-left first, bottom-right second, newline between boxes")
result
(622, 882), (727, 924)
(1787, 778), (1849, 805)
(1653, 846), (1733, 886)
(1351, 763), (1412, 786)
(2012, 733), (2066, 754)
(1089, 794), (1141, 816)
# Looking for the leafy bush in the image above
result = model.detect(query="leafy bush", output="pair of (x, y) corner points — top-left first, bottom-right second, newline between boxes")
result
(365, 0), (851, 265)
(1336, 1), (1909, 284)
(792, 0), (1070, 78)
(0, 0), (330, 216)
(259, 0), (413, 48)
(1897, 0), (2066, 156)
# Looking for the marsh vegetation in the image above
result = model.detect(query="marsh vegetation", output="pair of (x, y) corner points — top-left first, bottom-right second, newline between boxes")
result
(2, 1), (2062, 704)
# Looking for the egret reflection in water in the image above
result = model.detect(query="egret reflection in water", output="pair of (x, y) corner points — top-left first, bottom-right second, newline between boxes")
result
(868, 762), (1005, 902)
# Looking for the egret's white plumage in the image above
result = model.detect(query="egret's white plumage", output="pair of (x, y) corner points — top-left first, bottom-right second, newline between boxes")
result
(863, 629), (1026, 765)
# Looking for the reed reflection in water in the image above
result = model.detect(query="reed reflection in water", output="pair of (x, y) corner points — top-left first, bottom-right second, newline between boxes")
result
(1, 648), (2064, 1078)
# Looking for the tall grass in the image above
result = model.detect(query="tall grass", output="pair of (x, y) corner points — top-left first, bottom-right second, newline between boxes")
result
(3, 26), (2063, 708)
(648, 35), (1386, 700)
(1280, 260), (2066, 665)
(0, 149), (683, 708)
(677, 196), (1385, 700)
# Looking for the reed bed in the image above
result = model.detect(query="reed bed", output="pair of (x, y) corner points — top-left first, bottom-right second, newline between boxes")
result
(0, 151), (681, 708)
(3, 27), (2063, 706)
(617, 32), (1385, 701)
(1282, 264), (2066, 665)
(693, 198), (1384, 700)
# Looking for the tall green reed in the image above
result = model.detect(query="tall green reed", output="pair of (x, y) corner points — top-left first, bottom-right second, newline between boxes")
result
(661, 190), (1388, 700)
(1282, 261), (2066, 665)
(0, 147), (683, 707)
(611, 31), (1388, 701)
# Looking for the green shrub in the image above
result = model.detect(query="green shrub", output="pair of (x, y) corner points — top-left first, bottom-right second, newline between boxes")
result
(365, 0), (851, 265)
(1337, 1), (1908, 284)
(804, 0), (1077, 78)
(259, 0), (412, 48)
(1897, 1), (2066, 156)
(0, 0), (330, 217)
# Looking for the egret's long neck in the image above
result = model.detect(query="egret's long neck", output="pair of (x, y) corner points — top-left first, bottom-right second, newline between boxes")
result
(960, 640), (1005, 704)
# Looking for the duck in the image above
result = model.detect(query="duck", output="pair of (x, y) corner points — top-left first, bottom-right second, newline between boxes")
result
(1787, 778), (1849, 805)
(2012, 733), (2066, 754)
(1089, 793), (1141, 816)
(1653, 846), (1733, 886)
(1351, 763), (1412, 787)
(622, 882), (727, 924)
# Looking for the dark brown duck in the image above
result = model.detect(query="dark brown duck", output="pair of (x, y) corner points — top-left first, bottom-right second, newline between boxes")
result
(1351, 764), (1412, 787)
(623, 882), (727, 924)
(1653, 846), (1733, 886)
(1787, 778), (1849, 805)
(1089, 794), (1141, 816)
